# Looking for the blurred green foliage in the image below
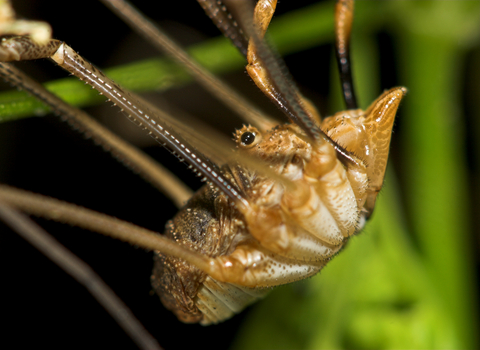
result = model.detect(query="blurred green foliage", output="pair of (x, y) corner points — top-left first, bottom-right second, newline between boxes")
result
(0, 1), (479, 349)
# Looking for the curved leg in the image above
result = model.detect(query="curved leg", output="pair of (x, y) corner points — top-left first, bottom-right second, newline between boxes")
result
(335, 0), (358, 110)
(245, 0), (322, 125)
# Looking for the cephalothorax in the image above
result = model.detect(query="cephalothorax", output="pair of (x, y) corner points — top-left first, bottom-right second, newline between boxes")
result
(0, 0), (405, 343)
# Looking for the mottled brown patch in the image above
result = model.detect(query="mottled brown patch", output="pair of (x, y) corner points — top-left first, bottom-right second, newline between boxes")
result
(151, 167), (246, 323)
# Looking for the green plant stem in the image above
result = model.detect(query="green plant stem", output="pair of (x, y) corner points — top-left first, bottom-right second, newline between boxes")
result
(398, 29), (478, 350)
(0, 1), (336, 122)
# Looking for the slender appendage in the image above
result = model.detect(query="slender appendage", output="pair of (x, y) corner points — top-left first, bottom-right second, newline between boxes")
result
(0, 185), (216, 274)
(238, 0), (365, 171)
(0, 183), (324, 289)
(0, 185), (304, 288)
(0, 35), (60, 61)
(335, 0), (357, 109)
(101, 0), (276, 132)
(0, 35), (291, 210)
(0, 63), (192, 208)
(0, 200), (162, 350)
(0, 35), (249, 208)
(0, 41), (294, 197)
(231, 0), (325, 142)
(196, 0), (249, 56)
(53, 42), (250, 209)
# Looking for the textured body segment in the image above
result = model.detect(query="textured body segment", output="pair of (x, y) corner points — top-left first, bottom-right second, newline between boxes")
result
(151, 87), (405, 324)
(151, 169), (244, 324)
(195, 277), (269, 325)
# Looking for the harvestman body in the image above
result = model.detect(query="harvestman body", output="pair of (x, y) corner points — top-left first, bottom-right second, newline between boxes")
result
(0, 0), (405, 339)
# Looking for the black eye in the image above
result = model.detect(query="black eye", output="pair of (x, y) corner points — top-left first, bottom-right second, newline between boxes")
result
(241, 132), (256, 145)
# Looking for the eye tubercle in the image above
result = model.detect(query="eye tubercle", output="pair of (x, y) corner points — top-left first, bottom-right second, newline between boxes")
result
(235, 125), (262, 149)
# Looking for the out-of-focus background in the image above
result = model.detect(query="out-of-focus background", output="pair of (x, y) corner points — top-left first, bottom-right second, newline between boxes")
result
(0, 1), (478, 349)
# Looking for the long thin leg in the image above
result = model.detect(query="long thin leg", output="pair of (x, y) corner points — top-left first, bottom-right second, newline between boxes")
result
(335, 0), (358, 109)
(0, 200), (162, 350)
(0, 185), (213, 271)
(0, 36), (249, 208)
(0, 36), (296, 212)
(0, 185), (324, 288)
(199, 0), (322, 127)
(196, 0), (249, 57)
(101, 0), (276, 132)
(0, 63), (192, 208)
(212, 0), (365, 172)
(239, 0), (324, 139)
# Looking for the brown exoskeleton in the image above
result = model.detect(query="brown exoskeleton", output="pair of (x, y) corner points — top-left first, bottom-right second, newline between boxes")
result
(0, 0), (405, 348)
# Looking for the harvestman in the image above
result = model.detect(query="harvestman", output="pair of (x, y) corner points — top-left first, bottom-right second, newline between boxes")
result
(0, 0), (405, 348)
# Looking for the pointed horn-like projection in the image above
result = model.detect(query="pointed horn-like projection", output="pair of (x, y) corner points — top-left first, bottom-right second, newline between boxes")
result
(322, 86), (406, 216)
(363, 87), (406, 187)
(362, 87), (406, 213)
